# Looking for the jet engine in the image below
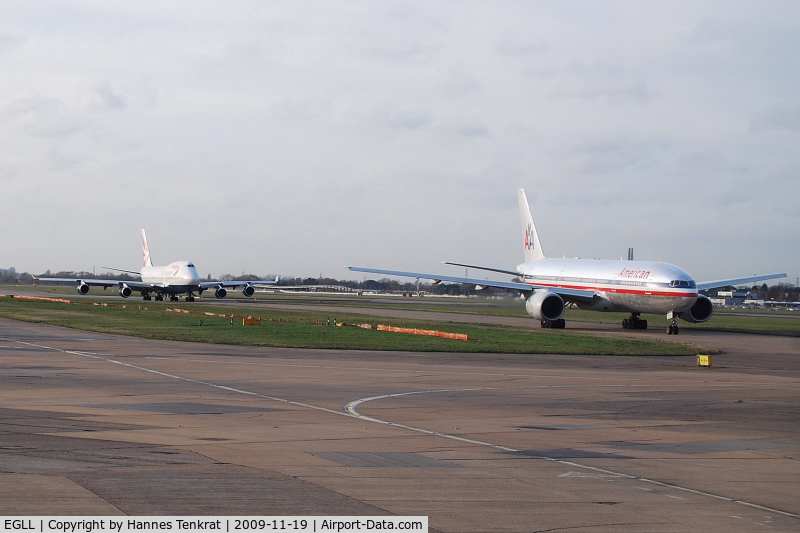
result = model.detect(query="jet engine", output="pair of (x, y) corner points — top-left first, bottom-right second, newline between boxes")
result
(525, 290), (565, 321)
(119, 285), (132, 298)
(215, 286), (228, 299)
(76, 282), (90, 295)
(678, 294), (714, 323)
(242, 284), (255, 297)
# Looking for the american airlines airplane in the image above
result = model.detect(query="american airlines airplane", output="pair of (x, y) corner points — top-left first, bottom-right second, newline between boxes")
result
(348, 189), (786, 335)
(37, 230), (277, 302)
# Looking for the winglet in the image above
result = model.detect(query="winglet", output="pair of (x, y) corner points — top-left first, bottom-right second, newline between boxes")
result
(518, 189), (545, 262)
(141, 229), (153, 268)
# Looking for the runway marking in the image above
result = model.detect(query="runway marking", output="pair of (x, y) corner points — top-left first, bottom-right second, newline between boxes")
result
(4, 338), (349, 419)
(346, 389), (518, 452)
(346, 390), (800, 520)
(4, 335), (799, 521)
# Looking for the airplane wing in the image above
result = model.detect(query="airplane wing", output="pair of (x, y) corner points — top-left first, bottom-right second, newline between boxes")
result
(696, 273), (787, 291)
(347, 266), (530, 291)
(345, 266), (595, 300)
(36, 277), (164, 289)
(198, 277), (278, 290)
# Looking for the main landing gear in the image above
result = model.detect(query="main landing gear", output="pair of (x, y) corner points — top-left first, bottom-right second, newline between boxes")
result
(622, 313), (648, 330)
(142, 293), (196, 302)
(541, 319), (566, 329)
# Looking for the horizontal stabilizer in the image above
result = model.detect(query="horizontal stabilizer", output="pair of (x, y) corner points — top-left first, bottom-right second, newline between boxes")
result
(101, 266), (141, 276)
(443, 261), (520, 277)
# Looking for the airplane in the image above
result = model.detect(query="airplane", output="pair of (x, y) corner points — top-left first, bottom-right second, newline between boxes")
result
(36, 229), (277, 302)
(347, 189), (787, 335)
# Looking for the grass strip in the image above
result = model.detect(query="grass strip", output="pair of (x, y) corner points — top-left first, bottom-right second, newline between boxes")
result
(0, 296), (710, 356)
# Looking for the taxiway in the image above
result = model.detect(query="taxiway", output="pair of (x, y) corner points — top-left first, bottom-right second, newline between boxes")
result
(0, 316), (798, 531)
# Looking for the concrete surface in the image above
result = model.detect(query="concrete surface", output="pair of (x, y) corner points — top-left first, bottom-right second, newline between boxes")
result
(0, 314), (798, 532)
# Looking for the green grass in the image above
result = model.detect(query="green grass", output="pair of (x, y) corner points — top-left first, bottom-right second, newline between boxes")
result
(0, 296), (710, 356)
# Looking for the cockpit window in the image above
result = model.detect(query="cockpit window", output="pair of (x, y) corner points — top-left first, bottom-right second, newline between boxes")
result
(669, 280), (696, 288)
(187, 263), (195, 268)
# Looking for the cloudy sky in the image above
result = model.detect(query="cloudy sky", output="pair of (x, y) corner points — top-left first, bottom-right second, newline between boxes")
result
(2, 1), (798, 284)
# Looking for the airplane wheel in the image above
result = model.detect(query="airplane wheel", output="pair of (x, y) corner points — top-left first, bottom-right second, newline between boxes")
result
(624, 317), (647, 329)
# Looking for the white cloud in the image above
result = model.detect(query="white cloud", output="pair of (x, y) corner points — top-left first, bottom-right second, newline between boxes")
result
(1, 95), (86, 137)
(86, 85), (126, 111)
(0, 1), (796, 284)
(750, 107), (800, 133)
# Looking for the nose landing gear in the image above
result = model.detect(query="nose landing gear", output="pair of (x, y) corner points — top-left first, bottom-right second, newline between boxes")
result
(667, 316), (679, 335)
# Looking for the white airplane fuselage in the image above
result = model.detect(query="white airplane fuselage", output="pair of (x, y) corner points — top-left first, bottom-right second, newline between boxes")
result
(518, 258), (698, 315)
(140, 261), (201, 294)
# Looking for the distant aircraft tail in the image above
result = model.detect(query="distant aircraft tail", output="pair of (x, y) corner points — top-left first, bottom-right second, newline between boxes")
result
(141, 229), (153, 268)
(518, 189), (545, 262)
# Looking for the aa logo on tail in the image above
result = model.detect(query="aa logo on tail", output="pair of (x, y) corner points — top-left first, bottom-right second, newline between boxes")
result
(524, 223), (535, 250)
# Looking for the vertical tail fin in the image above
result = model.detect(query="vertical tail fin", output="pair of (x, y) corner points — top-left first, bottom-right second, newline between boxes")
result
(518, 189), (545, 262)
(141, 229), (153, 268)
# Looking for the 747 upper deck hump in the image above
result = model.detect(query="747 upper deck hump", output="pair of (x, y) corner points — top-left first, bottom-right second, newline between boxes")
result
(348, 189), (786, 335)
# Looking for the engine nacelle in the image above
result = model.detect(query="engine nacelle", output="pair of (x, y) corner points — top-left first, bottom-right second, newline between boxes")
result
(119, 285), (132, 298)
(242, 284), (255, 297)
(525, 290), (565, 321)
(215, 286), (228, 299)
(77, 282), (90, 295)
(678, 294), (714, 323)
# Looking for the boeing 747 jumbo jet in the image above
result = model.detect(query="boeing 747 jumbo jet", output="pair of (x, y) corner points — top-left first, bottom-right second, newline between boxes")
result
(348, 189), (786, 335)
(37, 230), (277, 302)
